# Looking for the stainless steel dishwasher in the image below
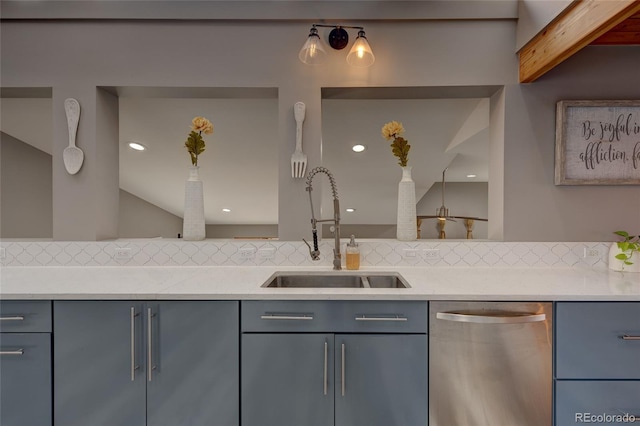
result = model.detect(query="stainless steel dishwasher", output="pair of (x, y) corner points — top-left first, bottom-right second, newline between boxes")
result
(429, 301), (552, 426)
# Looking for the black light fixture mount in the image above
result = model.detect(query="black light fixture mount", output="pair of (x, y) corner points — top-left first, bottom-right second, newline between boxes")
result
(328, 26), (349, 50)
(299, 23), (375, 67)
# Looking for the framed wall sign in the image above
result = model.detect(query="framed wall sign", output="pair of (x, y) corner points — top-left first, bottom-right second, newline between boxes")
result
(555, 100), (640, 185)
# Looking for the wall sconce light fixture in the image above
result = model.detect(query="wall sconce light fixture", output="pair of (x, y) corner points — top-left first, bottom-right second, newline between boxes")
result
(299, 24), (375, 67)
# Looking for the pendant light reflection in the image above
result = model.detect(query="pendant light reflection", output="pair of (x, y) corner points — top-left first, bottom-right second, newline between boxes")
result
(299, 24), (374, 67)
(298, 26), (327, 65)
(436, 168), (452, 220)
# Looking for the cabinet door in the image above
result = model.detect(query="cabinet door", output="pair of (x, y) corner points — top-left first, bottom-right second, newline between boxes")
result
(54, 301), (146, 426)
(242, 333), (334, 426)
(555, 381), (640, 426)
(146, 301), (239, 426)
(0, 333), (51, 426)
(335, 334), (428, 426)
(556, 302), (640, 379)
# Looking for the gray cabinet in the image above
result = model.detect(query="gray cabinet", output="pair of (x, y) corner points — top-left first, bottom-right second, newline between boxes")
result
(54, 301), (239, 426)
(242, 333), (334, 426)
(241, 301), (428, 426)
(555, 302), (640, 426)
(0, 301), (52, 426)
(555, 381), (640, 425)
(556, 302), (640, 379)
(334, 334), (427, 426)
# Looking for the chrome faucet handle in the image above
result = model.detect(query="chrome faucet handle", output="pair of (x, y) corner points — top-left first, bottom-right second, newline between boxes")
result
(303, 239), (321, 261)
(332, 249), (342, 270)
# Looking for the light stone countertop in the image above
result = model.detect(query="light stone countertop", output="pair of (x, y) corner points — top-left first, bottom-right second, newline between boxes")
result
(1, 265), (639, 301)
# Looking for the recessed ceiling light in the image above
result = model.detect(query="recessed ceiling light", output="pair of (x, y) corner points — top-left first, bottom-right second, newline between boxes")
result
(128, 142), (146, 151)
(222, 208), (231, 213)
(352, 144), (366, 153)
(466, 174), (477, 178)
(345, 208), (356, 212)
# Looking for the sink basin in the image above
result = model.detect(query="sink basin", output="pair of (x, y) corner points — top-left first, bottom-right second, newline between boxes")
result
(261, 272), (409, 289)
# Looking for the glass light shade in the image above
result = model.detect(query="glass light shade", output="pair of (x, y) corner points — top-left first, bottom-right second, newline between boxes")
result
(346, 33), (375, 67)
(299, 34), (327, 65)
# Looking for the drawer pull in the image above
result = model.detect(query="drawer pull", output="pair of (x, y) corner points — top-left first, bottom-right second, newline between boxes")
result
(323, 341), (328, 396)
(0, 349), (24, 356)
(0, 316), (24, 321)
(341, 343), (346, 397)
(147, 308), (157, 382)
(130, 307), (140, 381)
(355, 315), (407, 322)
(436, 311), (546, 324)
(621, 334), (640, 341)
(260, 314), (313, 321)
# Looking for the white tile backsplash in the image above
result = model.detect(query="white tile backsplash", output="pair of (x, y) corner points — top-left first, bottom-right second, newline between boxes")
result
(0, 239), (611, 269)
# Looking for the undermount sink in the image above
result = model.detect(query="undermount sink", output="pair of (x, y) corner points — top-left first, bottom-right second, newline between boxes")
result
(261, 272), (410, 289)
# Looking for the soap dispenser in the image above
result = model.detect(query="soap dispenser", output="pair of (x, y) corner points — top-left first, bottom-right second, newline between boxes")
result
(346, 234), (360, 270)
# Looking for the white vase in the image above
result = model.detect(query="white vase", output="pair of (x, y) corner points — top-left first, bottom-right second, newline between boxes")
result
(396, 166), (417, 241)
(608, 243), (640, 272)
(182, 166), (206, 241)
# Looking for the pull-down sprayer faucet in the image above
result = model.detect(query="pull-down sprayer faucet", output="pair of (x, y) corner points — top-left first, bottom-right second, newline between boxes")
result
(303, 167), (341, 270)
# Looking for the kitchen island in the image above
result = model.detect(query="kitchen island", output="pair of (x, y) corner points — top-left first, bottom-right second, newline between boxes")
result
(1, 264), (639, 426)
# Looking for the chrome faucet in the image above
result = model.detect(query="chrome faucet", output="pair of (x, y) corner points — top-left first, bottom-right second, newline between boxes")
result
(303, 167), (341, 270)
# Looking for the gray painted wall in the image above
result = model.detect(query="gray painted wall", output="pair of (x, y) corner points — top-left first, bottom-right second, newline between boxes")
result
(206, 224), (277, 239)
(0, 135), (186, 239)
(1, 14), (639, 242)
(119, 189), (183, 239)
(120, 191), (279, 239)
(323, 224), (396, 240)
(516, 0), (572, 51)
(0, 132), (53, 238)
(502, 46), (640, 241)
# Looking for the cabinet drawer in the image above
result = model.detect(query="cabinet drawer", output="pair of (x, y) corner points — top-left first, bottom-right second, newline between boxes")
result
(556, 302), (640, 379)
(0, 301), (52, 333)
(241, 301), (427, 333)
(555, 381), (640, 426)
(0, 333), (52, 426)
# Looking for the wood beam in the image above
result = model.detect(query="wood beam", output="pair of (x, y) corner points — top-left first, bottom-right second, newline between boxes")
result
(519, 0), (640, 83)
(591, 12), (640, 44)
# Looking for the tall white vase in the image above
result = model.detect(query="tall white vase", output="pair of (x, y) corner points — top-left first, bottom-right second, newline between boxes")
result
(183, 166), (206, 241)
(396, 166), (417, 241)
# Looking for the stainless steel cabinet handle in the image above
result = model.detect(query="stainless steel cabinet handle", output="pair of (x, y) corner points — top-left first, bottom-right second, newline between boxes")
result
(621, 335), (640, 340)
(0, 349), (24, 356)
(0, 316), (24, 321)
(130, 307), (140, 381)
(341, 343), (345, 397)
(260, 314), (313, 321)
(323, 341), (328, 396)
(436, 311), (546, 324)
(355, 315), (407, 322)
(147, 308), (153, 382)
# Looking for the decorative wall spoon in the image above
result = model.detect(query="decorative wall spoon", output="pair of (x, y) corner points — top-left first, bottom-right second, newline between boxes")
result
(63, 98), (83, 175)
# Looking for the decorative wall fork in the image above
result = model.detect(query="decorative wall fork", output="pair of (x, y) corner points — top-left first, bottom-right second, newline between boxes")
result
(291, 102), (308, 178)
